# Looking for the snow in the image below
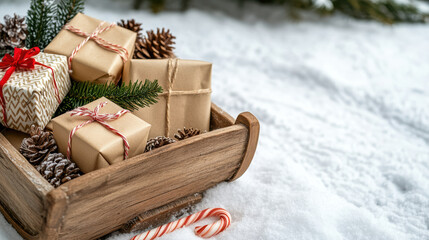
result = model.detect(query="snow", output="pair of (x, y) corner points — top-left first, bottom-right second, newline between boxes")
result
(1, 0), (429, 239)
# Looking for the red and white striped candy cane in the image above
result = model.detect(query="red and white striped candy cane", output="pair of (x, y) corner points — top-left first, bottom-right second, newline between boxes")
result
(64, 22), (129, 72)
(131, 208), (232, 240)
(67, 102), (130, 160)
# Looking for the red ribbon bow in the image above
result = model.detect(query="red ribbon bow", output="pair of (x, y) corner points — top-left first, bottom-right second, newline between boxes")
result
(67, 102), (130, 161)
(0, 47), (61, 125)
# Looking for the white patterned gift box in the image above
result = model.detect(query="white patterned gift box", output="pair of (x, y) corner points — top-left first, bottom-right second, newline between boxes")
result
(0, 51), (71, 134)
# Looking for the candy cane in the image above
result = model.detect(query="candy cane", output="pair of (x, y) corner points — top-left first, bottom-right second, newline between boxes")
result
(131, 208), (232, 240)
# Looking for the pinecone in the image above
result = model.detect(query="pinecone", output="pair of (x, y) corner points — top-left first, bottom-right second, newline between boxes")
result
(145, 136), (176, 152)
(134, 28), (176, 59)
(37, 153), (81, 188)
(20, 125), (57, 165)
(174, 127), (202, 141)
(0, 14), (27, 49)
(117, 19), (143, 39)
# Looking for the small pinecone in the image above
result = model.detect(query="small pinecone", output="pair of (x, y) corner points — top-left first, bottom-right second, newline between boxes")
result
(20, 125), (57, 165)
(174, 127), (202, 141)
(134, 28), (176, 59)
(117, 19), (143, 38)
(0, 14), (27, 49)
(145, 136), (176, 152)
(37, 153), (81, 188)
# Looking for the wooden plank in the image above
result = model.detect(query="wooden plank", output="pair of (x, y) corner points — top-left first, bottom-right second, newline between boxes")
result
(0, 128), (30, 151)
(229, 112), (260, 181)
(210, 103), (234, 130)
(41, 188), (69, 239)
(56, 124), (248, 240)
(0, 133), (53, 236)
(121, 193), (203, 233)
(0, 202), (38, 240)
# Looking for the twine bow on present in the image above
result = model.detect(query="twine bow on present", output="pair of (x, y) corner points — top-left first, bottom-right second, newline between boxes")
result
(67, 102), (130, 160)
(0, 47), (61, 125)
(64, 22), (129, 72)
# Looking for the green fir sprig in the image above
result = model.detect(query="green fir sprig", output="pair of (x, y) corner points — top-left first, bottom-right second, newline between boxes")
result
(54, 80), (163, 117)
(26, 0), (55, 49)
(332, 0), (424, 23)
(133, 0), (427, 23)
(26, 0), (85, 49)
(54, 0), (85, 36)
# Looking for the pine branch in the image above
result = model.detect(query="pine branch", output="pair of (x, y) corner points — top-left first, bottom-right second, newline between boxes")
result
(54, 80), (163, 117)
(150, 0), (166, 13)
(332, 0), (425, 23)
(145, 0), (427, 23)
(54, 0), (85, 36)
(26, 0), (55, 49)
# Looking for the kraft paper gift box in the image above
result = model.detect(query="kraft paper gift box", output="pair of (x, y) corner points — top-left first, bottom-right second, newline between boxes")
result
(52, 97), (151, 173)
(0, 50), (71, 134)
(44, 13), (137, 84)
(123, 59), (212, 138)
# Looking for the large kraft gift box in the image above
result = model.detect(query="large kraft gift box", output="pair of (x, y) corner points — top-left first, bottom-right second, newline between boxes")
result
(52, 97), (151, 173)
(0, 52), (71, 134)
(123, 59), (212, 138)
(44, 13), (137, 84)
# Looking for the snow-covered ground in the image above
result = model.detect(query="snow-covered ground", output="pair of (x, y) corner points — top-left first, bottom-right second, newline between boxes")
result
(1, 0), (429, 239)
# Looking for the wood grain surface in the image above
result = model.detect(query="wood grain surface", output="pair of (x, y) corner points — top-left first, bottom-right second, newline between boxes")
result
(0, 104), (259, 240)
(121, 193), (203, 233)
(229, 112), (260, 181)
(210, 103), (235, 130)
(0, 133), (52, 236)
(54, 124), (248, 239)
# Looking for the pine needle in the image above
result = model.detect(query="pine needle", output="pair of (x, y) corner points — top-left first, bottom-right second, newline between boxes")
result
(54, 80), (163, 117)
(26, 0), (55, 49)
(54, 0), (85, 36)
(26, 0), (85, 50)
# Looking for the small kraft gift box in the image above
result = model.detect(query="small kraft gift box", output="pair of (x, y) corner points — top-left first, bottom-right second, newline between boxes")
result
(123, 58), (212, 138)
(44, 13), (137, 84)
(51, 97), (151, 173)
(0, 47), (71, 134)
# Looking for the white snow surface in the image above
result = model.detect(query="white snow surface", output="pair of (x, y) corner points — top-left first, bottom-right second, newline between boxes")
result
(1, 1), (429, 239)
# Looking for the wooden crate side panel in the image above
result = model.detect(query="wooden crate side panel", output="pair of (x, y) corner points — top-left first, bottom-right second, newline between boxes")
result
(121, 193), (203, 233)
(57, 125), (248, 240)
(41, 189), (68, 239)
(0, 134), (53, 236)
(210, 103), (234, 130)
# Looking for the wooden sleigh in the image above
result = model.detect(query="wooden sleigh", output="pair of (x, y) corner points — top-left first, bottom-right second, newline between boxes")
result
(0, 103), (260, 240)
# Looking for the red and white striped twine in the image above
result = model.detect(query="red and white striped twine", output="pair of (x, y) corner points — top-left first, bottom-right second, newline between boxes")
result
(67, 102), (130, 160)
(64, 22), (129, 72)
(131, 208), (232, 240)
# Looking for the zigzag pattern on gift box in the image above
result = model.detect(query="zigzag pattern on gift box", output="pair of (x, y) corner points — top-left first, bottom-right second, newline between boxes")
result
(0, 53), (71, 134)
